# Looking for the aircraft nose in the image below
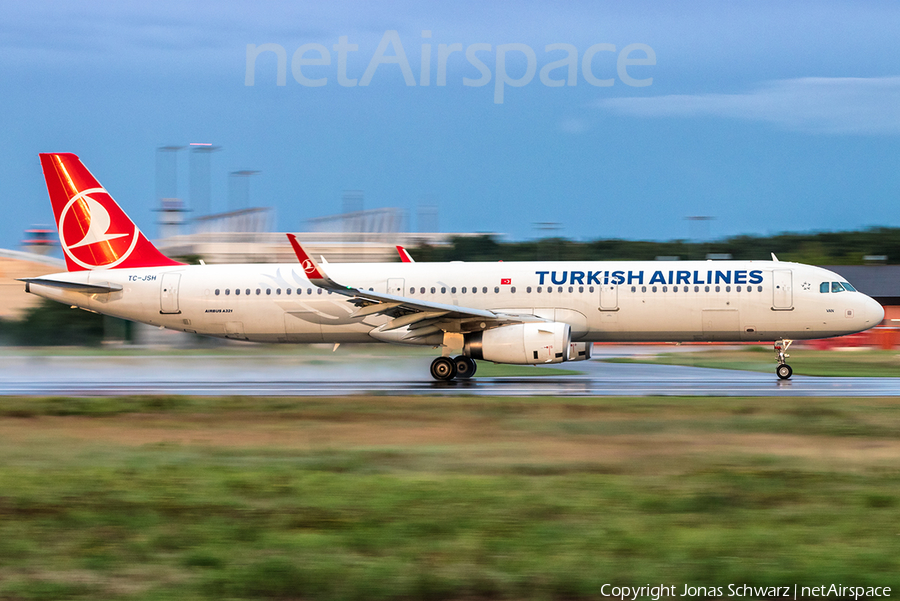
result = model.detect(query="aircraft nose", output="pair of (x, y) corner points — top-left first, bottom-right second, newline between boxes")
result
(863, 296), (885, 326)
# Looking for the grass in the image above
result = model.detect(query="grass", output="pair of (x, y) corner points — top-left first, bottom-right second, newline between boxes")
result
(606, 347), (900, 377)
(0, 395), (899, 600)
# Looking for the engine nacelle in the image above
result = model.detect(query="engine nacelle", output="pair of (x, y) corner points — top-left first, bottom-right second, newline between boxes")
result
(566, 341), (593, 362)
(465, 322), (571, 365)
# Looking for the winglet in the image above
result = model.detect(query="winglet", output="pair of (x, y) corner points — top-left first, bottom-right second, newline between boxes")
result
(396, 245), (415, 263)
(771, 253), (779, 262)
(286, 234), (328, 281)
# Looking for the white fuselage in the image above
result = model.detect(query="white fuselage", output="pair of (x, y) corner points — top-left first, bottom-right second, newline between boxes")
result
(29, 260), (884, 344)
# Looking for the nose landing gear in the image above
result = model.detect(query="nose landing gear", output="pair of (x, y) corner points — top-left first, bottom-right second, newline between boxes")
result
(774, 339), (793, 379)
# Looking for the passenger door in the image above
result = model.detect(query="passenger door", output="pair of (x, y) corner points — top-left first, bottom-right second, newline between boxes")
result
(159, 273), (181, 314)
(599, 283), (618, 311)
(773, 270), (793, 310)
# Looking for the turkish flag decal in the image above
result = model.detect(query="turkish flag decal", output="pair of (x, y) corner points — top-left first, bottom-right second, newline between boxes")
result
(501, 278), (512, 285)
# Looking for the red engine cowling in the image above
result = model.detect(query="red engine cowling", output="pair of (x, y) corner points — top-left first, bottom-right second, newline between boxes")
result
(465, 322), (571, 365)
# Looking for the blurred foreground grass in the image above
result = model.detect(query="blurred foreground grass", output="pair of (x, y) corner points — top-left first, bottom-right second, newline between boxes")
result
(1, 395), (899, 600)
(606, 347), (900, 377)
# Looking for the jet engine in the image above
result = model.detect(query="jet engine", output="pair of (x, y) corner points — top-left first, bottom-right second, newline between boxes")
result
(566, 341), (593, 362)
(464, 322), (571, 365)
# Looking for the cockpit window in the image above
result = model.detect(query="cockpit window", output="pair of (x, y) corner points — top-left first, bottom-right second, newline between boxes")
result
(841, 282), (856, 292)
(820, 282), (829, 293)
(831, 282), (845, 293)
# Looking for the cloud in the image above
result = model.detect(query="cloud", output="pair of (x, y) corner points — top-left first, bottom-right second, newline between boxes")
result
(598, 77), (900, 134)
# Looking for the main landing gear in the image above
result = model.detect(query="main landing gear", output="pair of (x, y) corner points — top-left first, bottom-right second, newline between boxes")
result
(774, 339), (793, 380)
(430, 356), (477, 381)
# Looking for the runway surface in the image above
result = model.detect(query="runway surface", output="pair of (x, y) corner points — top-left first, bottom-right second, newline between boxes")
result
(1, 348), (898, 397)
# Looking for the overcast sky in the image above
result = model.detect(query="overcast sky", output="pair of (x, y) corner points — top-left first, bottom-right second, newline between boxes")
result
(2, 0), (899, 250)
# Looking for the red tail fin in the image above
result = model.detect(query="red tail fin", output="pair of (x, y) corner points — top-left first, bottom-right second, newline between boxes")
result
(40, 153), (182, 271)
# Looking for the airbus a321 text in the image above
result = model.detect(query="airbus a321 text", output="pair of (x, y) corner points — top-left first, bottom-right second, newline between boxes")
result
(23, 154), (884, 381)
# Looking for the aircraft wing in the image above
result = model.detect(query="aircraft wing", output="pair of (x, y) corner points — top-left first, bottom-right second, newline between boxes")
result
(286, 234), (545, 336)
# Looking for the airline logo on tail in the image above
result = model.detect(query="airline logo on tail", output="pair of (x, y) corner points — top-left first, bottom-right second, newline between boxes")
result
(59, 187), (138, 269)
(40, 153), (182, 271)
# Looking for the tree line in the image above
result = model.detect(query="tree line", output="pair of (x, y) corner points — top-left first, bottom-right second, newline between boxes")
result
(410, 227), (900, 264)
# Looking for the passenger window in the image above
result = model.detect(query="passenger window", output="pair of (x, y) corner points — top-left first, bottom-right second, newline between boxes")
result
(527, 286), (532, 293)
(832, 282), (844, 293)
(673, 286), (677, 293)
(483, 287), (488, 294)
(440, 287), (446, 293)
(757, 286), (762, 292)
(715, 286), (720, 292)
(431, 287), (436, 294)
(842, 282), (856, 292)
(307, 289), (312, 295)
(246, 289), (251, 295)
(235, 289), (240, 295)
(420, 287), (426, 294)
(451, 287), (456, 293)
(276, 288), (281, 295)
(225, 289), (230, 295)
(256, 289), (261, 295)
(652, 286), (657, 293)
(286, 288), (291, 295)
(641, 286), (646, 293)
(820, 282), (829, 293)
(266, 289), (271, 295)
(663, 286), (668, 292)
(317, 289), (323, 295)
(579, 286), (584, 293)
(462, 287), (467, 293)
(472, 287), (477, 294)
(215, 289), (220, 296)
(683, 286), (688, 292)
(705, 286), (709, 292)
(557, 287), (562, 293)
(589, 286), (595, 293)
(736, 286), (741, 292)
(726, 286), (731, 292)
(511, 286), (516, 293)
(631, 286), (636, 293)
(537, 286), (542, 293)
(694, 286), (699, 292)
(410, 287), (415, 294)
(494, 287), (499, 293)
(568, 286), (573, 293)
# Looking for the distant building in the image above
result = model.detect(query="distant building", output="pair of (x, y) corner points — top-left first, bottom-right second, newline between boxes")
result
(21, 226), (56, 255)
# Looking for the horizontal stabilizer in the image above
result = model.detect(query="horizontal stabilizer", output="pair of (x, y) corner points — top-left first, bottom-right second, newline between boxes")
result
(19, 277), (123, 294)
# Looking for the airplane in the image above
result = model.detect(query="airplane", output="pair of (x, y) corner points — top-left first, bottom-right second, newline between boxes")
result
(22, 153), (885, 381)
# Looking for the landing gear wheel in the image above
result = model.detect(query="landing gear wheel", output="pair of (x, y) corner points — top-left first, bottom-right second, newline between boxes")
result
(774, 339), (794, 380)
(453, 356), (477, 379)
(777, 364), (793, 380)
(430, 356), (457, 381)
